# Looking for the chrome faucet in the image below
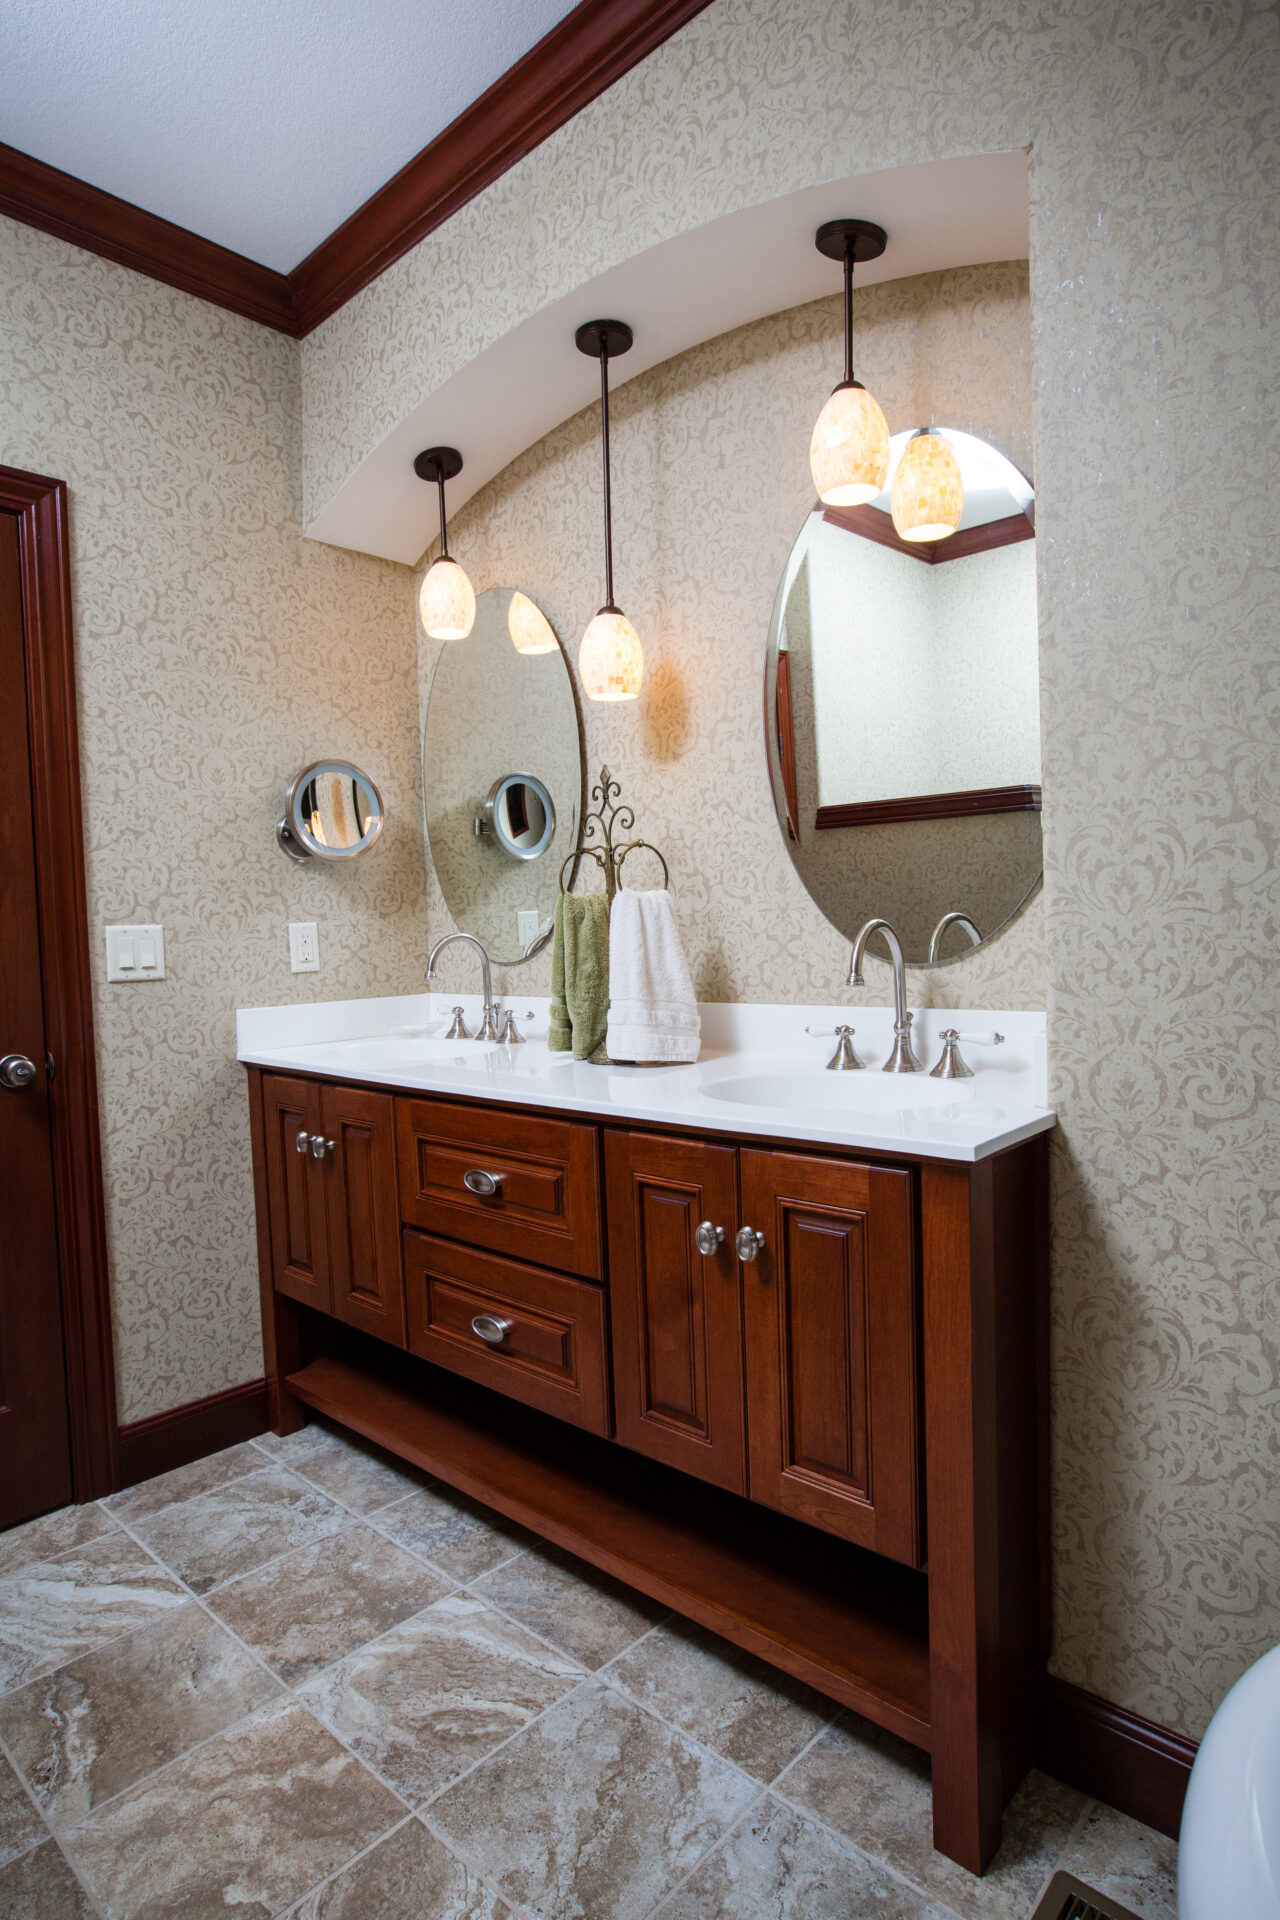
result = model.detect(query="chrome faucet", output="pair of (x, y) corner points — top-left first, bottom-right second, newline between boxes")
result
(847, 918), (922, 1073)
(426, 933), (501, 1041)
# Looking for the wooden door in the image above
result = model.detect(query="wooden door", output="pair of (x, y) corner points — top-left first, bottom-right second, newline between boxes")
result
(261, 1074), (330, 1312)
(606, 1131), (745, 1492)
(741, 1149), (921, 1565)
(321, 1083), (404, 1344)
(0, 511), (72, 1527)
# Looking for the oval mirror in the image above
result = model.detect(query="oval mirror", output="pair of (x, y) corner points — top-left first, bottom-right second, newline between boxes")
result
(765, 427), (1040, 964)
(279, 761), (384, 861)
(424, 586), (583, 963)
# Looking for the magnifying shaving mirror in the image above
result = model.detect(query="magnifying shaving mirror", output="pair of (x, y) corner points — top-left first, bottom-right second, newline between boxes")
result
(277, 761), (384, 862)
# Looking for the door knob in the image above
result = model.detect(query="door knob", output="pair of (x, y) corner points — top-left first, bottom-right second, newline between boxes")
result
(471, 1313), (513, 1345)
(0, 1054), (38, 1090)
(735, 1226), (766, 1262)
(694, 1221), (725, 1256)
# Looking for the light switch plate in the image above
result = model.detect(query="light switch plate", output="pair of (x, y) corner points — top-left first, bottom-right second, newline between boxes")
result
(289, 922), (319, 973)
(106, 924), (165, 981)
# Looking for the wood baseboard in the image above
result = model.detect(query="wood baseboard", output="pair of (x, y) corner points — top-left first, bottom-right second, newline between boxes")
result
(1033, 1671), (1197, 1840)
(115, 1378), (269, 1489)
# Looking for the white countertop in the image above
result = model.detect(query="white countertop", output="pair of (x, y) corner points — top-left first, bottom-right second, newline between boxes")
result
(237, 993), (1054, 1163)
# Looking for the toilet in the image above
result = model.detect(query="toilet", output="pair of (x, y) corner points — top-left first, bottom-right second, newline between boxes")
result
(1179, 1642), (1280, 1917)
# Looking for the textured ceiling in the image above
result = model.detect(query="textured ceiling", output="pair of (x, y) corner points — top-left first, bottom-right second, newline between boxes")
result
(1, 0), (578, 270)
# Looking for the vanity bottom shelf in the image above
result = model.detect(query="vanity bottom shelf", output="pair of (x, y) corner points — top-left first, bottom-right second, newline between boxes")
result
(285, 1346), (932, 1748)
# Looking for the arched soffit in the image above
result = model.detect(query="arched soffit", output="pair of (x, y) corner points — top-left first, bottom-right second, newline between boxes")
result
(306, 151), (1028, 566)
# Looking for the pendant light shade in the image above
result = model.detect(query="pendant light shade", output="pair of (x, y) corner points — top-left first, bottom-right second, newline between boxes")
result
(579, 608), (645, 701)
(507, 589), (558, 655)
(891, 428), (965, 542)
(413, 446), (475, 640)
(576, 319), (642, 703)
(808, 218), (890, 506)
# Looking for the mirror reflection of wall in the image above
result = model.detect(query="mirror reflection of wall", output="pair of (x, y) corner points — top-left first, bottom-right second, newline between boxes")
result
(423, 586), (583, 963)
(767, 429), (1041, 964)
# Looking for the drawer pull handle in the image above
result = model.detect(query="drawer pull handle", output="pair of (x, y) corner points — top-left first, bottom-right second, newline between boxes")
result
(735, 1226), (766, 1262)
(694, 1221), (725, 1256)
(463, 1169), (504, 1198)
(471, 1313), (513, 1345)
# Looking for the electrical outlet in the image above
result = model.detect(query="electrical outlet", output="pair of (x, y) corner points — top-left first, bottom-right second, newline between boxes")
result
(517, 910), (541, 949)
(289, 922), (319, 972)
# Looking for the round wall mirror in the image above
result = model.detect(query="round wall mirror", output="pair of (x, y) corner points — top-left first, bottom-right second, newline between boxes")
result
(478, 773), (557, 861)
(278, 761), (384, 861)
(765, 428), (1040, 964)
(424, 586), (583, 963)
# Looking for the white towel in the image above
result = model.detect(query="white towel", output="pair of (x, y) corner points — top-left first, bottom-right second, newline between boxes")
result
(606, 888), (701, 1064)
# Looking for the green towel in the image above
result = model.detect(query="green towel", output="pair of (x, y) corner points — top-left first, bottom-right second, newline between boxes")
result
(548, 893), (611, 1060)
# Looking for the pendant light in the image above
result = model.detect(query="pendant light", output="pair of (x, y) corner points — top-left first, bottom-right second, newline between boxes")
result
(891, 427), (965, 542)
(507, 589), (558, 655)
(414, 446), (476, 640)
(808, 218), (890, 507)
(575, 319), (643, 702)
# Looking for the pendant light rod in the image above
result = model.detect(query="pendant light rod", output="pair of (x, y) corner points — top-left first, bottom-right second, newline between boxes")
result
(814, 218), (887, 389)
(576, 319), (633, 612)
(413, 445), (464, 559)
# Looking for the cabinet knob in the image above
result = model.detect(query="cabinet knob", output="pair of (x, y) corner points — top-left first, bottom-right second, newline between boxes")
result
(310, 1136), (335, 1160)
(295, 1130), (311, 1153)
(694, 1221), (726, 1256)
(463, 1169), (504, 1198)
(471, 1312), (513, 1345)
(735, 1226), (766, 1263)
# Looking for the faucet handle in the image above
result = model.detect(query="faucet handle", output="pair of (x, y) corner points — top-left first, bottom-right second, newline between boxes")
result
(445, 1006), (471, 1040)
(929, 1029), (1005, 1079)
(805, 1023), (865, 1071)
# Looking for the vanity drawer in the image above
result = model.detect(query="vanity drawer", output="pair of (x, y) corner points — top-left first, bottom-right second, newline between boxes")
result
(403, 1231), (610, 1434)
(395, 1096), (602, 1279)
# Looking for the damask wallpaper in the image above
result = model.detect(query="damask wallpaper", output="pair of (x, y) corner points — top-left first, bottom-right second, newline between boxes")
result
(0, 214), (426, 1425)
(382, 0), (1279, 1743)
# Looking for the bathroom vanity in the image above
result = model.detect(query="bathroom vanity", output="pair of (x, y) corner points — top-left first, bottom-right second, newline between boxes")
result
(241, 996), (1052, 1875)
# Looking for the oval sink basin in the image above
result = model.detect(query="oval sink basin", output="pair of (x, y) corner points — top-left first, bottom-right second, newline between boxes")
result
(702, 1071), (976, 1113)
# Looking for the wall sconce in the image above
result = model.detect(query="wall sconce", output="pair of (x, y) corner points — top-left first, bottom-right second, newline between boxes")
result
(808, 218), (891, 507)
(891, 427), (965, 542)
(576, 319), (643, 702)
(507, 589), (558, 655)
(414, 446), (476, 640)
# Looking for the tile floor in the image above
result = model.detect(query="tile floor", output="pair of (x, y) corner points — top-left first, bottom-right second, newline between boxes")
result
(0, 1423), (1180, 1920)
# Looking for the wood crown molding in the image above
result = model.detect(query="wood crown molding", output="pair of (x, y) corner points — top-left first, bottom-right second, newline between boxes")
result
(823, 502), (1035, 563)
(815, 785), (1043, 830)
(0, 0), (716, 340)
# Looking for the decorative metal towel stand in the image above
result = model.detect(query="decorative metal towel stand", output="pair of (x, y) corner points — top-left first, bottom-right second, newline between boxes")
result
(558, 765), (670, 903)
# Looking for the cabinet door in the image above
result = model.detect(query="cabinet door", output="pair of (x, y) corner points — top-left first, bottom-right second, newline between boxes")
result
(741, 1150), (920, 1565)
(261, 1074), (330, 1312)
(606, 1131), (745, 1492)
(321, 1083), (405, 1345)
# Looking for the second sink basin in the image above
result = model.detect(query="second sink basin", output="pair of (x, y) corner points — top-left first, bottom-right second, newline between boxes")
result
(702, 1071), (977, 1113)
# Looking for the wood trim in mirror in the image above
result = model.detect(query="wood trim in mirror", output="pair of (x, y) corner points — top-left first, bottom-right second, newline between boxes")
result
(822, 504), (1034, 564)
(816, 785), (1043, 830)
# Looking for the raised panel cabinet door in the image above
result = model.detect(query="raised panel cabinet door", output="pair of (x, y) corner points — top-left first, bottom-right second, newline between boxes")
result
(321, 1083), (405, 1345)
(605, 1130), (745, 1492)
(261, 1074), (330, 1312)
(741, 1149), (921, 1565)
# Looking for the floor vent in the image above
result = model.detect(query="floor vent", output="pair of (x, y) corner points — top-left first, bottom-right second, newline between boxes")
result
(1029, 1870), (1146, 1920)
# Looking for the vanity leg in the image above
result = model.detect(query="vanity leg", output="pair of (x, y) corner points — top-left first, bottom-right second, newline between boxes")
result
(921, 1151), (1042, 1874)
(247, 1066), (306, 1435)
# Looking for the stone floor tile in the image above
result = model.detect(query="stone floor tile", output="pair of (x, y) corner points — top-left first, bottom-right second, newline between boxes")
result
(104, 1441), (265, 1525)
(126, 1462), (344, 1594)
(0, 1747), (44, 1869)
(661, 1795), (956, 1919)
(1056, 1802), (1178, 1920)
(779, 1716), (1087, 1920)
(298, 1593), (582, 1805)
(206, 1519), (452, 1685)
(0, 1534), (188, 1695)
(0, 1504), (118, 1582)
(0, 1837), (96, 1920)
(0, 1600), (280, 1825)
(470, 1542), (666, 1669)
(257, 1426), (429, 1516)
(428, 1676), (757, 1920)
(607, 1617), (836, 1782)
(375, 1484), (534, 1582)
(63, 1696), (401, 1920)
(290, 1816), (514, 1918)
